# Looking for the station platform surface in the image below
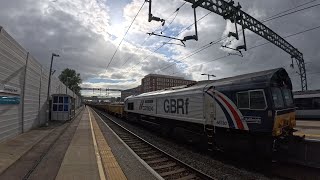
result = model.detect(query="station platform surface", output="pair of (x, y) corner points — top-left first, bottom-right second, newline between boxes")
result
(0, 107), (158, 180)
(295, 120), (320, 140)
(56, 107), (127, 180)
(0, 106), (82, 175)
(0, 124), (55, 174)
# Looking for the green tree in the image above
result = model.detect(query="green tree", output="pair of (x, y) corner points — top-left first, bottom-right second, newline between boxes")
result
(58, 68), (82, 95)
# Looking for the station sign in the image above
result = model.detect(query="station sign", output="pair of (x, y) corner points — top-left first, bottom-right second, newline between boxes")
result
(0, 96), (20, 105)
(0, 84), (21, 105)
(0, 84), (21, 95)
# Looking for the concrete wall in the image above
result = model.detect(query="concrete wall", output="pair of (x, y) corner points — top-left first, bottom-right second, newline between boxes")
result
(0, 26), (82, 142)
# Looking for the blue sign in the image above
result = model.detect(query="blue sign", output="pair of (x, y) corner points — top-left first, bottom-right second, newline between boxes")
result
(0, 96), (20, 105)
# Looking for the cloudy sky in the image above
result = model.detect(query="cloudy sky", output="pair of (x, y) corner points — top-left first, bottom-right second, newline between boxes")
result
(1, 0), (319, 97)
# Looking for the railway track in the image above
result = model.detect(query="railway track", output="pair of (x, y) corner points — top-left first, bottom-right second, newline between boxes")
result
(93, 108), (320, 180)
(93, 108), (215, 180)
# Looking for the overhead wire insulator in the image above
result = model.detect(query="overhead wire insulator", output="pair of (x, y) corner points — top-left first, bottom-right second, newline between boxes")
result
(146, 0), (165, 25)
(223, 2), (246, 53)
(221, 45), (243, 57)
(147, 3), (199, 47)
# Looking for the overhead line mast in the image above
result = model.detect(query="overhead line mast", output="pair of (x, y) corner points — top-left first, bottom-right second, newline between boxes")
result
(190, 0), (307, 91)
(147, 0), (308, 91)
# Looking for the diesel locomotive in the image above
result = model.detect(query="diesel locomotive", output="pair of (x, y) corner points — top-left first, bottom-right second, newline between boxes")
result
(124, 68), (297, 156)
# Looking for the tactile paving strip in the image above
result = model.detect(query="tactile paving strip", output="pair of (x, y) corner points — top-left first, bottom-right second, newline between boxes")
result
(89, 108), (127, 180)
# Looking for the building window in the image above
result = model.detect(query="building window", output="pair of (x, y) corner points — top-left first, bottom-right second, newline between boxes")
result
(52, 95), (69, 112)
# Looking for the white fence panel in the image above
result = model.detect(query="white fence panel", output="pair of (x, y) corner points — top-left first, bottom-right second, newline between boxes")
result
(0, 27), (27, 142)
(0, 27), (81, 142)
(23, 55), (41, 131)
(39, 67), (49, 126)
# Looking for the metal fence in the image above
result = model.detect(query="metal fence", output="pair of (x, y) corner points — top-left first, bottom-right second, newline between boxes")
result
(0, 26), (82, 142)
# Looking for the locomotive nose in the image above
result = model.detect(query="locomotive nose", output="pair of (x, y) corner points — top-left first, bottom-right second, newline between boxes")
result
(273, 110), (296, 136)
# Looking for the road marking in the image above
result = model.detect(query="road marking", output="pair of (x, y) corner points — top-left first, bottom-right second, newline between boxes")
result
(88, 108), (107, 180)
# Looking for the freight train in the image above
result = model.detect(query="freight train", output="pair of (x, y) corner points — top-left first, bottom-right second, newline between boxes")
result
(94, 68), (299, 157)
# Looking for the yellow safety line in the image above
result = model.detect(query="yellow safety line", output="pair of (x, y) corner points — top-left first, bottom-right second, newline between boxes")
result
(88, 108), (107, 180)
(89, 108), (127, 180)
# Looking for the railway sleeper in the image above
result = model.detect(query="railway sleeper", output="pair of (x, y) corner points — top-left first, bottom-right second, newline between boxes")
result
(176, 174), (197, 180)
(137, 150), (157, 156)
(124, 140), (144, 144)
(125, 141), (146, 145)
(159, 168), (187, 177)
(119, 136), (136, 140)
(129, 145), (150, 150)
(141, 154), (163, 159)
(146, 157), (168, 164)
(133, 147), (153, 152)
(153, 162), (177, 170)
(165, 171), (193, 180)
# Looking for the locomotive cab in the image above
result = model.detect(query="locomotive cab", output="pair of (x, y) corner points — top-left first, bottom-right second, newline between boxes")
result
(209, 68), (297, 155)
(269, 69), (296, 137)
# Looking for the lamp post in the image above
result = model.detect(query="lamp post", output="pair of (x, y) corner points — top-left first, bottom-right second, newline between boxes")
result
(201, 73), (216, 80)
(46, 53), (60, 126)
(66, 77), (71, 94)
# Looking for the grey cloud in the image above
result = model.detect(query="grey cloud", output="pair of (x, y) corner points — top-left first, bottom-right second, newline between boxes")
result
(110, 73), (126, 79)
(0, 0), (319, 92)
(0, 0), (117, 82)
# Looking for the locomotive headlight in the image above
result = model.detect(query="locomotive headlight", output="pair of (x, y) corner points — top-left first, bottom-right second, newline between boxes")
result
(274, 128), (282, 136)
(290, 115), (296, 127)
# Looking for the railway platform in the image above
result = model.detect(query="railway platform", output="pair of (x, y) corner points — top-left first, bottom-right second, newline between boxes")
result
(0, 107), (158, 180)
(295, 120), (320, 139)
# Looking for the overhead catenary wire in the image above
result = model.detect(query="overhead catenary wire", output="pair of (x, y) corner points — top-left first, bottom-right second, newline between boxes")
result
(247, 25), (320, 50)
(128, 11), (212, 72)
(262, 3), (320, 23)
(106, 1), (146, 71)
(156, 2), (187, 34)
(170, 24), (320, 76)
(226, 0), (320, 46)
(262, 0), (318, 22)
(160, 11), (180, 34)
(159, 36), (228, 72)
(121, 2), (187, 67)
(158, 1), (320, 74)
(128, 0), (319, 77)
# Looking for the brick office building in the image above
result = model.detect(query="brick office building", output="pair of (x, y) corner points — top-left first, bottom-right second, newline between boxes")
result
(141, 74), (196, 93)
(120, 85), (141, 101)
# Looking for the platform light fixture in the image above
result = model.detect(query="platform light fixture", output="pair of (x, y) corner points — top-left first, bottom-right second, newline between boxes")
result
(201, 73), (216, 80)
(46, 53), (60, 126)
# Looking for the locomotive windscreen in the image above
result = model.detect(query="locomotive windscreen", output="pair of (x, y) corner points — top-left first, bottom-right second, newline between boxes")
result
(270, 68), (292, 90)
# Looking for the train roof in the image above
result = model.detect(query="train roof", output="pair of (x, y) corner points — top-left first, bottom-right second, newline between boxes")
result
(294, 90), (320, 98)
(209, 67), (292, 90)
(294, 90), (320, 95)
(126, 68), (291, 99)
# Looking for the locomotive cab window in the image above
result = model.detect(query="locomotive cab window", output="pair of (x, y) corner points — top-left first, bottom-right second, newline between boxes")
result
(282, 89), (294, 107)
(237, 92), (249, 109)
(272, 88), (285, 109)
(237, 90), (267, 110)
(127, 102), (134, 110)
(250, 90), (266, 110)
